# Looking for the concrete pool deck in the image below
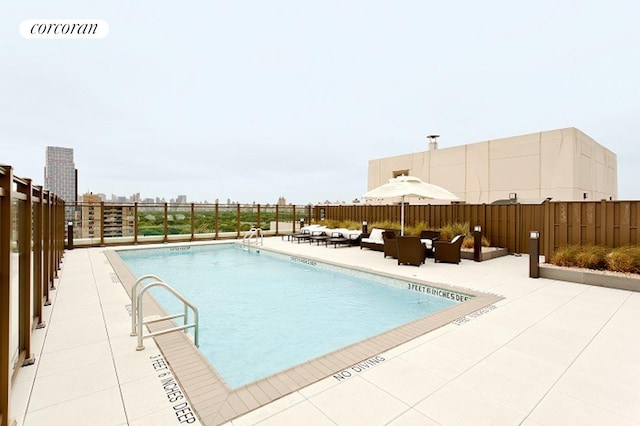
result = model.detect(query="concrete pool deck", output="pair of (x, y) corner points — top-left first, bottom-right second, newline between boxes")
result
(10, 238), (640, 425)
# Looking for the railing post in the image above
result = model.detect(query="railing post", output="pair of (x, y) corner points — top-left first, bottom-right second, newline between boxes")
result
(163, 203), (168, 243)
(100, 201), (105, 246)
(292, 205), (297, 232)
(20, 179), (35, 365)
(134, 202), (139, 244)
(34, 186), (45, 327)
(236, 203), (241, 239)
(214, 203), (219, 239)
(190, 203), (195, 241)
(0, 166), (13, 426)
(257, 204), (261, 230)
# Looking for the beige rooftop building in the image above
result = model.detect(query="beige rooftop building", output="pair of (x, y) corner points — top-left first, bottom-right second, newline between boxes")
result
(367, 127), (617, 204)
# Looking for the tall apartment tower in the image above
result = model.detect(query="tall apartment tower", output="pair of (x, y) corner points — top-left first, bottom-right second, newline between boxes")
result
(45, 146), (77, 223)
(44, 146), (77, 203)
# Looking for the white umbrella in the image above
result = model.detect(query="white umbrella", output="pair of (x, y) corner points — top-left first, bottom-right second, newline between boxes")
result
(363, 175), (459, 235)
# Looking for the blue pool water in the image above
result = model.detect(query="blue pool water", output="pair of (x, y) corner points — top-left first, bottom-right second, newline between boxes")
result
(117, 244), (463, 388)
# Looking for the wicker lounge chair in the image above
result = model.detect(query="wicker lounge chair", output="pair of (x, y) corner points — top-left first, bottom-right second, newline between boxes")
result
(433, 234), (465, 264)
(326, 231), (350, 248)
(382, 231), (398, 259)
(309, 230), (330, 245)
(290, 229), (312, 243)
(396, 236), (427, 266)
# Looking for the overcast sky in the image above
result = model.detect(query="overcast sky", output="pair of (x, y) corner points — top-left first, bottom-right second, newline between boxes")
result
(2, 1), (639, 204)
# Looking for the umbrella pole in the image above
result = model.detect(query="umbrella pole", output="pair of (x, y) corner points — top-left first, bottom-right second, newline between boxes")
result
(400, 196), (405, 236)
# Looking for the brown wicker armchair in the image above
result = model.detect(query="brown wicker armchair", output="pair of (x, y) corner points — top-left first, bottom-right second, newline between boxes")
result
(382, 231), (398, 259)
(396, 236), (427, 266)
(433, 234), (465, 264)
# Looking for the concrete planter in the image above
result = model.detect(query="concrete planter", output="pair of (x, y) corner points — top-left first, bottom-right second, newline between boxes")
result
(460, 247), (508, 261)
(539, 264), (640, 292)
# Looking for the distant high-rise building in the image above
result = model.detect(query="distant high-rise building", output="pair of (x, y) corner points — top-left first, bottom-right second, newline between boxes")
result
(44, 146), (76, 203)
(45, 146), (77, 222)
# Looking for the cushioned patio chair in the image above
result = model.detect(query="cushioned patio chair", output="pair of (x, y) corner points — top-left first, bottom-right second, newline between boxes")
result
(382, 231), (398, 259)
(433, 234), (465, 264)
(396, 236), (427, 266)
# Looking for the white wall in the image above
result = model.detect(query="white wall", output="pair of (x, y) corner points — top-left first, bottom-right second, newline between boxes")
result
(368, 127), (618, 203)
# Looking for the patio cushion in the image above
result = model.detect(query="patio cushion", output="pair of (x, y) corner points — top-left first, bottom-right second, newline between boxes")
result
(368, 228), (384, 242)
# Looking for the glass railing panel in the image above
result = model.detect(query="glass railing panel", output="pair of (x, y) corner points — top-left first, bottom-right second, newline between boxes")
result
(193, 204), (216, 237)
(166, 203), (191, 237)
(137, 204), (166, 241)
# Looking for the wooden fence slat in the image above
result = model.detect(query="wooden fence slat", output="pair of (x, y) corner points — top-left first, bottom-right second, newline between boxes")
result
(316, 200), (638, 256)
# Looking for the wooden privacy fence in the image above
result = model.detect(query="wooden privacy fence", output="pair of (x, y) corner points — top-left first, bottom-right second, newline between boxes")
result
(315, 200), (640, 256)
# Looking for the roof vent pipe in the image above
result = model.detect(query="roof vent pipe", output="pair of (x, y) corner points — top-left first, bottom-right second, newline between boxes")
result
(427, 134), (440, 151)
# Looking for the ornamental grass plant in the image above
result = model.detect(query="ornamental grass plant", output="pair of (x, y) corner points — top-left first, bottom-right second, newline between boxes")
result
(318, 219), (362, 230)
(365, 220), (490, 246)
(606, 246), (640, 274)
(550, 245), (640, 274)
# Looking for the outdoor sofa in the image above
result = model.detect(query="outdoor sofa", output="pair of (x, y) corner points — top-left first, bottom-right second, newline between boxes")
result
(360, 228), (400, 252)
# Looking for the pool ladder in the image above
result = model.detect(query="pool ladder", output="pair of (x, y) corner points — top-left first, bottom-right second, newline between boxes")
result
(130, 275), (199, 351)
(242, 227), (263, 250)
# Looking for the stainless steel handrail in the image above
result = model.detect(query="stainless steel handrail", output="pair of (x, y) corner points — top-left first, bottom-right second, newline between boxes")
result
(130, 274), (165, 336)
(242, 227), (263, 248)
(135, 280), (199, 351)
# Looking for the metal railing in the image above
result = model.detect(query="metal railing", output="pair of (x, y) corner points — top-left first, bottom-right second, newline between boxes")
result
(242, 227), (263, 249)
(1, 165), (66, 426)
(65, 201), (313, 248)
(130, 275), (199, 351)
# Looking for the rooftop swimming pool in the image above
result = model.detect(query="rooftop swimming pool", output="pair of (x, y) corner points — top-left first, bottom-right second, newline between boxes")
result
(116, 244), (472, 388)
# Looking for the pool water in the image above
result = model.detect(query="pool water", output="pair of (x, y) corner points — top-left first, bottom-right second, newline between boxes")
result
(117, 244), (461, 388)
